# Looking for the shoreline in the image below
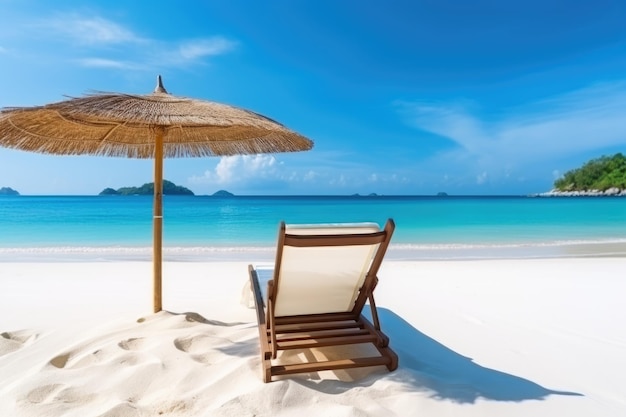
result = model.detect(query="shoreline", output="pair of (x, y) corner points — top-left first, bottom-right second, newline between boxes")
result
(2, 239), (626, 262)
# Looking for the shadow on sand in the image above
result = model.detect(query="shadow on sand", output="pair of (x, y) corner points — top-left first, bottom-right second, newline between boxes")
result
(208, 306), (582, 403)
(356, 307), (583, 403)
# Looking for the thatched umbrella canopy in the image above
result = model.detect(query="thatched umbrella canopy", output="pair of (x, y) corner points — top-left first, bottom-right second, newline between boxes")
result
(0, 76), (313, 312)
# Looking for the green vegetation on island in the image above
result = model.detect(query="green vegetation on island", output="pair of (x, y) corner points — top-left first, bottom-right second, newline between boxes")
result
(554, 153), (626, 192)
(0, 187), (19, 195)
(100, 180), (194, 196)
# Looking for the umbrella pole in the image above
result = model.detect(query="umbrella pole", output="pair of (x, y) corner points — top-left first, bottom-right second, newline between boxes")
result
(153, 129), (164, 313)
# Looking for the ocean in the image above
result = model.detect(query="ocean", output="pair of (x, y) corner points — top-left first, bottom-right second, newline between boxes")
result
(1, 195), (626, 261)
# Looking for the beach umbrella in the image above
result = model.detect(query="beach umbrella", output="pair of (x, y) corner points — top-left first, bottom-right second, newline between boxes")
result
(0, 76), (313, 312)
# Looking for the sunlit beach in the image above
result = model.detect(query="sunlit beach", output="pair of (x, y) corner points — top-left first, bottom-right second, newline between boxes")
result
(2, 256), (625, 416)
(2, 1), (626, 416)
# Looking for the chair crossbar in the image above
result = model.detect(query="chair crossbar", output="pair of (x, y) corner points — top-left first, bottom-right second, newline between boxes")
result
(277, 334), (379, 350)
(274, 312), (358, 324)
(271, 356), (392, 376)
(283, 231), (387, 247)
(275, 320), (363, 333)
(275, 328), (371, 342)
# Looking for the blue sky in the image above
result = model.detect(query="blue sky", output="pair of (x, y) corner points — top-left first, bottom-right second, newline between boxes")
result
(1, 0), (625, 195)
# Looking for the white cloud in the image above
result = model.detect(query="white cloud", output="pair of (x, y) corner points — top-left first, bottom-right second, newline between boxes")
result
(154, 37), (237, 68)
(30, 14), (236, 71)
(398, 80), (626, 173)
(403, 101), (487, 153)
(77, 58), (133, 69)
(178, 37), (237, 60)
(476, 171), (488, 184)
(190, 155), (278, 185)
(40, 15), (143, 45)
(329, 174), (348, 186)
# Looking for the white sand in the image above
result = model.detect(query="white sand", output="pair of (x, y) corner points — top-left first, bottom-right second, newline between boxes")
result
(1, 258), (625, 416)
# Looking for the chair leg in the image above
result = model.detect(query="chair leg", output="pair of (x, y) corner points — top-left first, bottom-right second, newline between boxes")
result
(263, 358), (272, 383)
(261, 348), (273, 383)
(383, 346), (399, 371)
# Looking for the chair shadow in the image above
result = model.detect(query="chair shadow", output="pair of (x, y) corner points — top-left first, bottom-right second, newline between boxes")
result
(202, 305), (582, 404)
(364, 307), (583, 403)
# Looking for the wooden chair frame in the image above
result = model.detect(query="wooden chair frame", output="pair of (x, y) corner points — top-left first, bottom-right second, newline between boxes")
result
(248, 219), (398, 382)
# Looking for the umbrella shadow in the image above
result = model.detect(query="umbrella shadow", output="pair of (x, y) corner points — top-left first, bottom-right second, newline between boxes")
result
(366, 307), (583, 403)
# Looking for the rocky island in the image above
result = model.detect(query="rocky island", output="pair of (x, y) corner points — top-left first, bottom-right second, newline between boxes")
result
(0, 187), (19, 196)
(537, 153), (626, 197)
(100, 180), (194, 196)
(212, 190), (234, 197)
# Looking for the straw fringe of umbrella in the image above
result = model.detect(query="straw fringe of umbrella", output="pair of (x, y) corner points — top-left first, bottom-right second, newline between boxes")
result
(0, 88), (311, 159)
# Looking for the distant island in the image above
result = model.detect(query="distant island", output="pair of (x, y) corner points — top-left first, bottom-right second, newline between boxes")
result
(100, 180), (194, 196)
(539, 153), (626, 196)
(212, 190), (234, 197)
(0, 187), (19, 196)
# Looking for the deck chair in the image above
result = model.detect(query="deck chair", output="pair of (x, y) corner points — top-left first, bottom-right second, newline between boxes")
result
(248, 218), (398, 382)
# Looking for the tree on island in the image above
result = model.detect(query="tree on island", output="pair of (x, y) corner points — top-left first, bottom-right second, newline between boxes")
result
(100, 180), (194, 195)
(554, 153), (626, 191)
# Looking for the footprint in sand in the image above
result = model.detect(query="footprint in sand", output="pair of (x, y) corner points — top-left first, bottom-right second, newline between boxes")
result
(173, 334), (226, 364)
(118, 337), (145, 351)
(49, 350), (105, 369)
(26, 383), (66, 404)
(174, 334), (213, 354)
(0, 330), (38, 357)
(50, 346), (147, 369)
(25, 383), (95, 405)
(53, 386), (96, 404)
(97, 402), (149, 417)
(49, 352), (71, 369)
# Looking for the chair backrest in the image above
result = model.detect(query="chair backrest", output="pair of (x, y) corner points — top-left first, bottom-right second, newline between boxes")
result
(271, 220), (394, 317)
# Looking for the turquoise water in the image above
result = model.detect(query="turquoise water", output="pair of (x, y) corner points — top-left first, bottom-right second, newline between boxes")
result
(1, 195), (626, 260)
